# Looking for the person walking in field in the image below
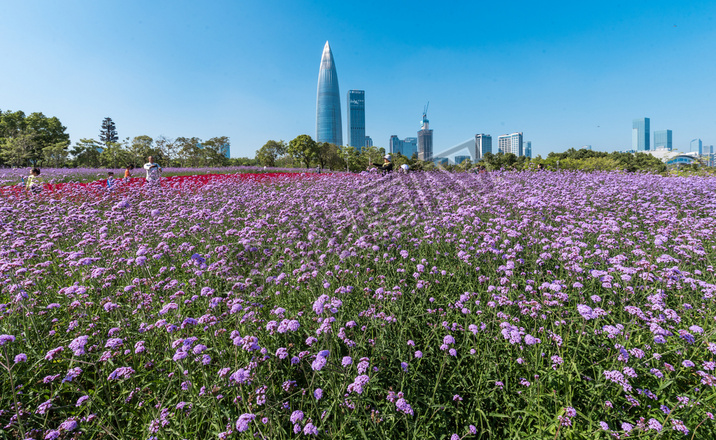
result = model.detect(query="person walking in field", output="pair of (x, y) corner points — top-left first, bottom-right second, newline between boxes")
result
(24, 168), (43, 194)
(124, 165), (133, 181)
(107, 171), (116, 190)
(372, 155), (394, 173)
(143, 156), (162, 185)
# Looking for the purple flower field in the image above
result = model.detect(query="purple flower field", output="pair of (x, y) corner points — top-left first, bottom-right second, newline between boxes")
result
(1, 170), (715, 439)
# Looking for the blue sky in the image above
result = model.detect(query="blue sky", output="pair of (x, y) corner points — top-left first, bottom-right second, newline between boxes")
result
(1, 0), (714, 158)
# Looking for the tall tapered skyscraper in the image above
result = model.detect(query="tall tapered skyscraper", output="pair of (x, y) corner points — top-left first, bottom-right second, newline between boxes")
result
(316, 41), (342, 146)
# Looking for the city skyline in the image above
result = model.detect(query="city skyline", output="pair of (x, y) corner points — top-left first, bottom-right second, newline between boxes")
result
(0, 1), (714, 158)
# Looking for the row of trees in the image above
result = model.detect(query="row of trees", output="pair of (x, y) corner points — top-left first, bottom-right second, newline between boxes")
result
(256, 135), (441, 172)
(256, 135), (671, 174)
(70, 135), (232, 168)
(0, 110), (71, 167)
(0, 111), (236, 168)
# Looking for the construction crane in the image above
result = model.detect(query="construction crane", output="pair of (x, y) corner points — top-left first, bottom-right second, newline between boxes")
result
(421, 101), (430, 129)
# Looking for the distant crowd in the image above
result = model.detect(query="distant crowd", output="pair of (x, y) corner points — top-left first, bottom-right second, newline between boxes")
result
(20, 156), (163, 194)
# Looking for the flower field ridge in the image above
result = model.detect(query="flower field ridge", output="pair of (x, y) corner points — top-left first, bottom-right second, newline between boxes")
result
(1, 170), (716, 439)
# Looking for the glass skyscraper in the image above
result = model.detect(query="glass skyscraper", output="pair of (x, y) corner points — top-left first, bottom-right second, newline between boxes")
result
(524, 141), (532, 158)
(346, 90), (365, 150)
(389, 136), (417, 158)
(690, 138), (703, 155)
(498, 132), (523, 156)
(632, 118), (650, 151)
(474, 134), (492, 160)
(654, 130), (672, 150)
(316, 41), (342, 146)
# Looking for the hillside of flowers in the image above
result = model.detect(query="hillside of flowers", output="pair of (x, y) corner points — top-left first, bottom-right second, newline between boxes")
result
(1, 170), (715, 439)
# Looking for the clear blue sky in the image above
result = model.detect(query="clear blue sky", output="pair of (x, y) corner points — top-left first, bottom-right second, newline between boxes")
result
(1, 0), (714, 158)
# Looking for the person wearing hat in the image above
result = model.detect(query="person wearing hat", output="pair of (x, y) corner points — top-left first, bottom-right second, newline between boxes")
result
(372, 155), (394, 173)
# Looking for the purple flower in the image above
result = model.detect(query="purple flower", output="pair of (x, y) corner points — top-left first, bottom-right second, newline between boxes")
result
(69, 335), (89, 356)
(108, 366), (135, 380)
(36, 399), (53, 414)
(648, 418), (662, 432)
(0, 334), (16, 345)
(45, 346), (64, 360)
(290, 410), (304, 424)
(235, 413), (256, 432)
(105, 338), (124, 349)
(276, 347), (289, 359)
(62, 367), (83, 383)
(230, 368), (250, 384)
(342, 356), (353, 366)
(44, 430), (60, 439)
(314, 388), (323, 400)
(396, 398), (414, 416)
(577, 304), (596, 320)
(303, 422), (319, 435)
(311, 356), (327, 371)
(682, 360), (695, 368)
(14, 353), (27, 363)
(347, 374), (370, 394)
(58, 418), (78, 432)
(76, 395), (89, 407)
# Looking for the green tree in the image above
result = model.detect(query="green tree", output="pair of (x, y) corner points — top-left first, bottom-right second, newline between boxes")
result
(288, 134), (318, 169)
(175, 137), (202, 167)
(317, 142), (345, 170)
(202, 136), (231, 166)
(0, 133), (35, 167)
(256, 140), (287, 167)
(338, 146), (362, 172)
(155, 136), (178, 166)
(70, 139), (103, 167)
(99, 117), (118, 146)
(42, 141), (70, 168)
(99, 141), (129, 169)
(129, 136), (154, 167)
(0, 110), (69, 165)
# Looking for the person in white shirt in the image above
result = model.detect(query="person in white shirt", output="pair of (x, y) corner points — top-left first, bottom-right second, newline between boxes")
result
(143, 156), (162, 184)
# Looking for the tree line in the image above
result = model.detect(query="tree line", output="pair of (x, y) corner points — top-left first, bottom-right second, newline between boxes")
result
(0, 109), (674, 173)
(255, 134), (442, 172)
(0, 111), (238, 168)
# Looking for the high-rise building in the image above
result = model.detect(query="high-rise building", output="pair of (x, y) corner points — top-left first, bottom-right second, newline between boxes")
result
(654, 130), (672, 150)
(632, 118), (650, 151)
(524, 141), (532, 158)
(498, 132), (523, 156)
(346, 90), (365, 150)
(389, 136), (417, 158)
(417, 111), (433, 161)
(365, 136), (373, 148)
(455, 155), (470, 164)
(690, 138), (703, 155)
(316, 41), (342, 146)
(474, 134), (492, 160)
